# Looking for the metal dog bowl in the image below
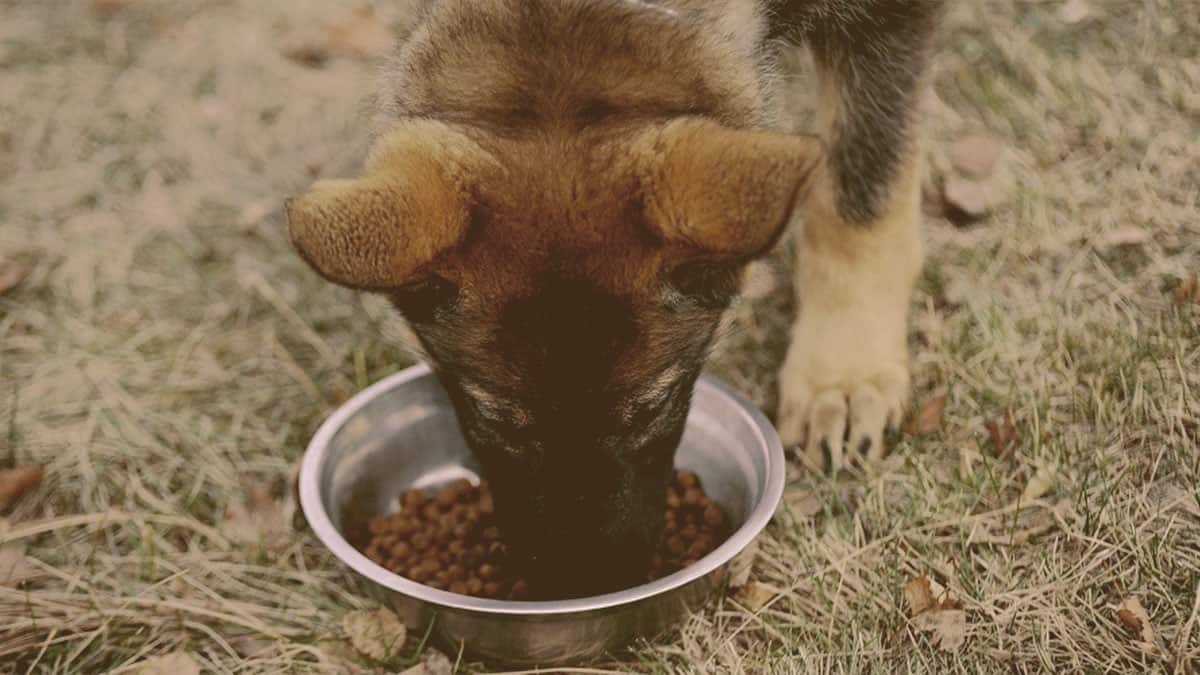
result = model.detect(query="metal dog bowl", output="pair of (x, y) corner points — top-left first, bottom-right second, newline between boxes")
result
(299, 363), (784, 666)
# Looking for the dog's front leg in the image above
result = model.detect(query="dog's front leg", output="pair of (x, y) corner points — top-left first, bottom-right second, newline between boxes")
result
(776, 3), (942, 471)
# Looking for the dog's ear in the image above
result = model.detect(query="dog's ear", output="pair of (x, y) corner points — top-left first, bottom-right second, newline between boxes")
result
(634, 118), (824, 258)
(286, 122), (492, 290)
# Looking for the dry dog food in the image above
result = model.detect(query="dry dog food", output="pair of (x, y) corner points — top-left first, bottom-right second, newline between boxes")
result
(359, 470), (728, 600)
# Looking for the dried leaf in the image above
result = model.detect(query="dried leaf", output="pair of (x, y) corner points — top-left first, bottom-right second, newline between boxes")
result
(942, 175), (993, 226)
(224, 479), (291, 548)
(237, 198), (276, 229)
(1059, 0), (1095, 24)
(907, 572), (967, 650)
(398, 649), (454, 675)
(0, 542), (36, 587)
(0, 518), (37, 587)
(784, 489), (823, 518)
(1115, 596), (1155, 646)
(316, 639), (362, 672)
(912, 608), (968, 652)
(950, 134), (1005, 179)
(1020, 462), (1057, 503)
(906, 394), (947, 436)
(921, 174), (946, 218)
(282, 43), (330, 69)
(734, 581), (778, 611)
(342, 607), (407, 661)
(135, 652), (201, 675)
(0, 259), (31, 296)
(419, 648), (453, 675)
(326, 6), (395, 61)
(139, 170), (182, 231)
(92, 0), (133, 16)
(1174, 275), (1198, 307)
(229, 635), (274, 658)
(726, 540), (757, 589)
(984, 410), (1017, 456)
(906, 575), (960, 616)
(905, 576), (936, 616)
(1101, 226), (1152, 248)
(0, 466), (44, 506)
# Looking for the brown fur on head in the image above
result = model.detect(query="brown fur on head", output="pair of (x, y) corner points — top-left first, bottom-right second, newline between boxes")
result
(287, 0), (821, 597)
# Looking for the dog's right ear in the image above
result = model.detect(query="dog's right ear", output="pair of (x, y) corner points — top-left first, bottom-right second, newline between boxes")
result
(632, 118), (824, 259)
(286, 122), (492, 290)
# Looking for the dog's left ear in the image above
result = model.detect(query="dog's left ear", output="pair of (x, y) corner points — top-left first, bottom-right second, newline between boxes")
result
(634, 118), (824, 258)
(285, 121), (494, 290)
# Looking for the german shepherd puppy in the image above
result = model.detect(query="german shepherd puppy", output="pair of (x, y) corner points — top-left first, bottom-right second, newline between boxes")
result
(288, 0), (941, 597)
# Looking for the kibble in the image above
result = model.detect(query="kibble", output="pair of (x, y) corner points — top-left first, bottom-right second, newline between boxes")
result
(359, 470), (728, 600)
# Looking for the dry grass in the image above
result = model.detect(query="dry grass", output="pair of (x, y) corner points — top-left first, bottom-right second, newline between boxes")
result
(2, 0), (1198, 672)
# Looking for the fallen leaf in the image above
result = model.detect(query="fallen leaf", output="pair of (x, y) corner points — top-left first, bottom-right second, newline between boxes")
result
(959, 438), (982, 478)
(906, 394), (947, 436)
(0, 466), (44, 506)
(237, 199), (276, 229)
(0, 519), (38, 587)
(1059, 0), (1095, 24)
(282, 42), (330, 68)
(1020, 462), (1057, 503)
(905, 574), (960, 617)
(1108, 595), (1156, 648)
(921, 174), (946, 218)
(398, 649), (454, 675)
(342, 607), (407, 661)
(950, 134), (1005, 179)
(139, 170), (182, 231)
(984, 410), (1017, 456)
(419, 648), (453, 675)
(784, 489), (823, 518)
(229, 635), (274, 658)
(726, 540), (757, 588)
(905, 576), (937, 616)
(942, 175), (993, 226)
(316, 639), (362, 672)
(1174, 275), (1198, 307)
(912, 608), (968, 652)
(734, 581), (778, 611)
(0, 259), (31, 296)
(0, 542), (36, 586)
(326, 6), (395, 61)
(905, 574), (966, 650)
(135, 652), (201, 675)
(92, 0), (133, 16)
(1115, 596), (1155, 646)
(1101, 225), (1152, 248)
(224, 479), (291, 548)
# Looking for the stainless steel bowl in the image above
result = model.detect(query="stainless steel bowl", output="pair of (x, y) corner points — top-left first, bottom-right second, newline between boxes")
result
(299, 363), (784, 666)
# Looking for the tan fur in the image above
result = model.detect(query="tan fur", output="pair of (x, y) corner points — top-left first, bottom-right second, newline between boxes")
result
(633, 118), (823, 256)
(289, 0), (933, 477)
(778, 79), (927, 472)
(286, 121), (497, 289)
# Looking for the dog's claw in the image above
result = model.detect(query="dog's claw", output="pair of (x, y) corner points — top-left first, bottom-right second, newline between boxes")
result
(778, 353), (908, 473)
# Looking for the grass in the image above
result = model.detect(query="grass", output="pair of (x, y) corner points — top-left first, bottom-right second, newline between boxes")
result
(1, 0), (1198, 672)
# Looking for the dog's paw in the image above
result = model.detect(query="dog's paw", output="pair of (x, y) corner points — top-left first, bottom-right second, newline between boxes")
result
(777, 317), (909, 473)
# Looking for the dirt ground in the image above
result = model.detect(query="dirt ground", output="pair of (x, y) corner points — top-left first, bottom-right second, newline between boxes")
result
(2, 0), (1198, 673)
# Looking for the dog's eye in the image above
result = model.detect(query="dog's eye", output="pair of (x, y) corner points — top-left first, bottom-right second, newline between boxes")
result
(667, 260), (742, 311)
(389, 276), (459, 323)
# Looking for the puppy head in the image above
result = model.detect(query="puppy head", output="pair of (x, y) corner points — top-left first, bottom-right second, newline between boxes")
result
(288, 118), (821, 597)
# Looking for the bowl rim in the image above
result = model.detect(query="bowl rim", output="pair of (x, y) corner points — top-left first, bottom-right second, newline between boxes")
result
(299, 362), (785, 616)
